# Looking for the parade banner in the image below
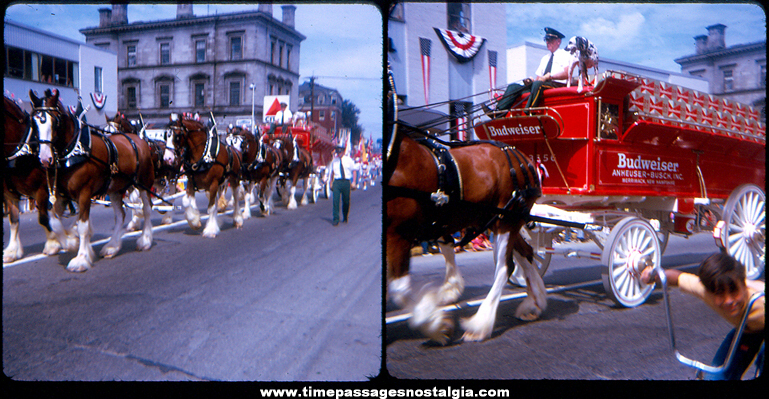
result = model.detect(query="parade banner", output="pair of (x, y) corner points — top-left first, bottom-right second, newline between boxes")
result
(434, 28), (485, 63)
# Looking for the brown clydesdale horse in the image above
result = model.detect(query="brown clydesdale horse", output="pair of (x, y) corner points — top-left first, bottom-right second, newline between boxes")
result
(385, 124), (547, 343)
(227, 126), (283, 217)
(166, 114), (243, 237)
(105, 113), (181, 228)
(31, 89), (156, 272)
(272, 135), (314, 209)
(3, 96), (62, 262)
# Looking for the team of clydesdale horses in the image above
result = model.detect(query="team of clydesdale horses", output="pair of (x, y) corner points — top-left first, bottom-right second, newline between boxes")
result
(3, 89), (317, 270)
(6, 83), (547, 344)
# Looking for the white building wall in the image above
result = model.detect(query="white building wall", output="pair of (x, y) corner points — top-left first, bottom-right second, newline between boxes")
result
(4, 20), (117, 121)
(388, 2), (507, 117)
(79, 45), (118, 121)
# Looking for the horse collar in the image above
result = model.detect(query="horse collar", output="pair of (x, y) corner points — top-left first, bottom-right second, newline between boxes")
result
(6, 123), (36, 164)
(59, 114), (92, 168)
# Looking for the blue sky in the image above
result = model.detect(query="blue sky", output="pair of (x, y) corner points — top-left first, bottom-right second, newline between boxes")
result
(3, 3), (384, 140)
(505, 2), (766, 72)
(5, 2), (766, 141)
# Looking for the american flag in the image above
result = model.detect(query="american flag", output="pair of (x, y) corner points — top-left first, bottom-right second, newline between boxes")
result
(420, 38), (431, 104)
(488, 50), (498, 101)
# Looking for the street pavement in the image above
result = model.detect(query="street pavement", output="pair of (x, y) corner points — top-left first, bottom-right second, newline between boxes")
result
(386, 233), (764, 380)
(3, 183), (382, 381)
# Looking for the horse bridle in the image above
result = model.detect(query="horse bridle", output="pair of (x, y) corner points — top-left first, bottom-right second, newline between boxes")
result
(30, 106), (62, 146)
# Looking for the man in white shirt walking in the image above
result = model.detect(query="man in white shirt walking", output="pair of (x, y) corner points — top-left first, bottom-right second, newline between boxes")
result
(329, 146), (354, 226)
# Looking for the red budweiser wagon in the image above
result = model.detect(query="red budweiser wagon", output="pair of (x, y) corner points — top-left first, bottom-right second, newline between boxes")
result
(475, 70), (765, 307)
(266, 121), (336, 202)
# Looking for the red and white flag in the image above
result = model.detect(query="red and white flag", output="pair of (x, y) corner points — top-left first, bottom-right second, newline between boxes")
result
(90, 92), (107, 110)
(488, 50), (498, 101)
(419, 37), (431, 104)
(434, 28), (486, 63)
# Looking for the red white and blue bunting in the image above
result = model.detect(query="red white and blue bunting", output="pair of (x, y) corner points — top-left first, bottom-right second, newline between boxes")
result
(434, 28), (486, 63)
(90, 92), (107, 110)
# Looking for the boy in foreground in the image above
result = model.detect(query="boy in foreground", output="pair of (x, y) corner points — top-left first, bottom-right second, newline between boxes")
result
(641, 252), (764, 380)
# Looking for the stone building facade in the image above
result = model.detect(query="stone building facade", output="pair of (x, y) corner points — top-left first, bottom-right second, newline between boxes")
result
(675, 24), (766, 120)
(79, 3), (305, 128)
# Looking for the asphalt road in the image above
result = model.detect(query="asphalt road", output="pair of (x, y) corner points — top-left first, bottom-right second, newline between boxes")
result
(386, 233), (764, 380)
(3, 183), (382, 381)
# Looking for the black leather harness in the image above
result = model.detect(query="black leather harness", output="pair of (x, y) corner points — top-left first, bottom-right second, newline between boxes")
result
(386, 136), (541, 247)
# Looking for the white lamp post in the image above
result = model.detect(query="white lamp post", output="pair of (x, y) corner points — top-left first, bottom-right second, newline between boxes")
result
(249, 83), (255, 132)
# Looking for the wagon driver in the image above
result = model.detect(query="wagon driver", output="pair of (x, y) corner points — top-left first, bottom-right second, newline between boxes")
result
(329, 145), (354, 226)
(267, 102), (293, 136)
(489, 27), (570, 115)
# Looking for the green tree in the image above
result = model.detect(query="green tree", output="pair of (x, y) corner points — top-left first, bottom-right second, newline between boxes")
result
(340, 99), (363, 145)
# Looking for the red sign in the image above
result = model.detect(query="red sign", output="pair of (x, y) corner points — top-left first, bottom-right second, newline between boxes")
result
(598, 150), (694, 192)
(474, 116), (559, 144)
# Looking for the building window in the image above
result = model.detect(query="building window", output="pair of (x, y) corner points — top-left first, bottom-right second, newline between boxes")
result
(279, 42), (284, 67)
(319, 110), (326, 121)
(230, 36), (242, 61)
(94, 66), (103, 93)
(4, 46), (77, 87)
(447, 3), (471, 33)
(159, 84), (171, 108)
(195, 83), (205, 107)
(127, 86), (137, 109)
(723, 69), (734, 92)
(229, 81), (241, 106)
(286, 45), (292, 70)
(127, 45), (137, 67)
(160, 43), (171, 65)
(270, 39), (276, 65)
(195, 40), (206, 63)
(6, 47), (24, 78)
(760, 64), (766, 89)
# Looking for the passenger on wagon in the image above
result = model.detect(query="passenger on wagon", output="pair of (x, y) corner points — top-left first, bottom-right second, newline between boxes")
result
(486, 27), (570, 116)
(267, 102), (293, 136)
(641, 252), (765, 380)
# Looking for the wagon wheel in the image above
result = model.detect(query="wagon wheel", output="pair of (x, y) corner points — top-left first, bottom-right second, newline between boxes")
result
(601, 217), (661, 307)
(719, 184), (765, 280)
(509, 224), (553, 286)
(311, 175), (320, 203)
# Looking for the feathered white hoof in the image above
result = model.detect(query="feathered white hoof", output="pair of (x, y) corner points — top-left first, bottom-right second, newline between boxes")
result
(126, 216), (142, 232)
(66, 255), (92, 273)
(186, 208), (202, 230)
(136, 232), (152, 251)
(100, 242), (121, 259)
(411, 288), (454, 345)
(3, 245), (23, 263)
(202, 219), (220, 238)
(43, 236), (63, 256)
(437, 275), (465, 305)
(233, 214), (244, 229)
(287, 198), (298, 210)
(515, 296), (544, 321)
